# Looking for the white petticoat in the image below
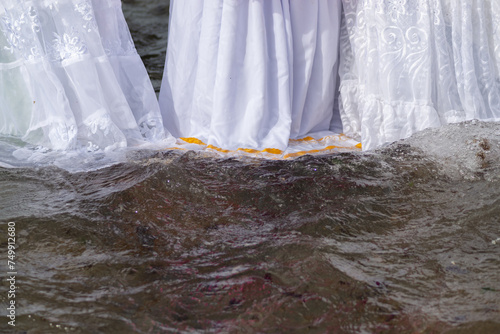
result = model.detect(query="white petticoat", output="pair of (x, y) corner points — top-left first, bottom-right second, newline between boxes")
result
(159, 0), (361, 157)
(0, 0), (168, 152)
(339, 0), (500, 150)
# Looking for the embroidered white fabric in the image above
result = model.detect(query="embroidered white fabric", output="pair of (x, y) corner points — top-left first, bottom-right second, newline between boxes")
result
(339, 0), (500, 150)
(0, 0), (166, 152)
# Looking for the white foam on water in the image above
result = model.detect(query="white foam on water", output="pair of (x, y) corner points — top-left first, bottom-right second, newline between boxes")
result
(0, 136), (176, 172)
(2, 121), (500, 177)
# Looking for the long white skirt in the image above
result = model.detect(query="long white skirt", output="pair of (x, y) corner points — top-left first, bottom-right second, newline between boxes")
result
(0, 0), (166, 152)
(339, 0), (500, 150)
(159, 0), (359, 157)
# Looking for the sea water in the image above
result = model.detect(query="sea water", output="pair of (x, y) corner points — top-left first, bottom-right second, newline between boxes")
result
(0, 0), (499, 333)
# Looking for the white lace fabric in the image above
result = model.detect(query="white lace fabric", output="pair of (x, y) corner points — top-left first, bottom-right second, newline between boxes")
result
(0, 0), (165, 151)
(339, 0), (500, 150)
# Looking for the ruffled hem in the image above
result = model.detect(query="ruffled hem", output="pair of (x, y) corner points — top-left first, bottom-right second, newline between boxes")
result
(338, 81), (500, 151)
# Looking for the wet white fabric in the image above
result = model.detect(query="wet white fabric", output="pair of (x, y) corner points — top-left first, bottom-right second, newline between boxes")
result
(160, 0), (345, 153)
(339, 0), (500, 151)
(0, 0), (167, 152)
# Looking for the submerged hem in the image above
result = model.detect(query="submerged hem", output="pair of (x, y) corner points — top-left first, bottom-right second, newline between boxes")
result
(162, 135), (362, 160)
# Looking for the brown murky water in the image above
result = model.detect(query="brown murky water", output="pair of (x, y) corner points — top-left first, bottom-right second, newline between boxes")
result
(0, 1), (499, 333)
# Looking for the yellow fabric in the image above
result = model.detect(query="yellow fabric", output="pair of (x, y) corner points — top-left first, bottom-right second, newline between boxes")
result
(167, 135), (361, 159)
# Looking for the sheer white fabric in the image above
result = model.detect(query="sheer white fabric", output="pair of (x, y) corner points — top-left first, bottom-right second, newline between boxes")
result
(159, 0), (347, 153)
(0, 0), (166, 152)
(339, 0), (500, 150)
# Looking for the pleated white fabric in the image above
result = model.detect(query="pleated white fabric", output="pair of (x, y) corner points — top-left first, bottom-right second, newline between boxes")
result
(0, 0), (166, 152)
(339, 0), (500, 150)
(159, 0), (348, 154)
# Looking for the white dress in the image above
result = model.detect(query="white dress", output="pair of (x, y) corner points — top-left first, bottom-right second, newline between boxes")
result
(0, 0), (165, 152)
(339, 0), (500, 150)
(159, 0), (360, 157)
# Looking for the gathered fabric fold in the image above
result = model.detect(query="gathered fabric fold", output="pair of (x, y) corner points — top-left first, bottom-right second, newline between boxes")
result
(159, 0), (354, 155)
